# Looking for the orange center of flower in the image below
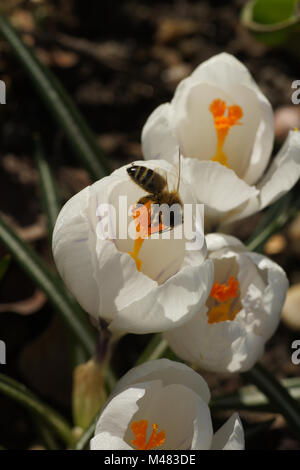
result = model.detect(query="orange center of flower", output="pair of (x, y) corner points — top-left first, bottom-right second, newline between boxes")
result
(131, 420), (166, 450)
(207, 276), (239, 324)
(209, 99), (243, 168)
(128, 201), (166, 271)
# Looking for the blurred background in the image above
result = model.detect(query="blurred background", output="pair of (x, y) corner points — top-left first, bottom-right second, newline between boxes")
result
(0, 0), (300, 450)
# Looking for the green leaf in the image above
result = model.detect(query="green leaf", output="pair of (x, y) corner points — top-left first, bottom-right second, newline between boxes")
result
(246, 191), (300, 252)
(75, 414), (99, 450)
(211, 377), (300, 412)
(0, 215), (96, 356)
(243, 364), (300, 437)
(241, 0), (300, 46)
(0, 373), (73, 445)
(34, 135), (61, 244)
(35, 135), (92, 366)
(0, 254), (10, 282)
(0, 13), (110, 180)
(252, 0), (299, 25)
(134, 334), (169, 366)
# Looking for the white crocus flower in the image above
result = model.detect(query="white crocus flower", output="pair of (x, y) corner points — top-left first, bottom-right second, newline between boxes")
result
(142, 52), (300, 230)
(164, 234), (289, 373)
(90, 359), (244, 450)
(52, 160), (213, 334)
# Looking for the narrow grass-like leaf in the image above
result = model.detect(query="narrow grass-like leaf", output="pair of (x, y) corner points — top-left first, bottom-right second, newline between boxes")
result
(243, 363), (300, 437)
(32, 415), (60, 450)
(211, 377), (300, 412)
(0, 254), (10, 282)
(34, 136), (91, 365)
(35, 135), (61, 244)
(0, 13), (110, 180)
(75, 414), (99, 450)
(134, 334), (168, 366)
(246, 191), (300, 252)
(0, 215), (96, 355)
(0, 373), (73, 445)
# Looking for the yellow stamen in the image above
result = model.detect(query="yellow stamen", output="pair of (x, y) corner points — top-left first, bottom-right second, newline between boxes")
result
(128, 200), (166, 271)
(207, 300), (239, 324)
(131, 420), (166, 450)
(209, 99), (243, 168)
(207, 276), (239, 324)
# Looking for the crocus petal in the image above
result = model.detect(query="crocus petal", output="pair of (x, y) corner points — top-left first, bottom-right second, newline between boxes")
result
(165, 233), (286, 373)
(172, 52), (274, 184)
(181, 159), (258, 213)
(109, 257), (213, 334)
(142, 103), (179, 161)
(52, 186), (100, 319)
(90, 385), (146, 450)
(190, 397), (213, 450)
(164, 307), (265, 373)
(112, 358), (211, 404)
(246, 252), (289, 340)
(257, 130), (300, 210)
(90, 433), (131, 450)
(211, 413), (244, 450)
(129, 383), (212, 450)
(53, 159), (212, 334)
(91, 360), (244, 450)
(230, 130), (300, 224)
(206, 233), (245, 253)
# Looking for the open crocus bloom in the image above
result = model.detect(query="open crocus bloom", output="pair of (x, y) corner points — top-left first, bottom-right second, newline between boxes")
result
(52, 160), (213, 334)
(164, 234), (289, 373)
(142, 52), (300, 230)
(90, 359), (244, 450)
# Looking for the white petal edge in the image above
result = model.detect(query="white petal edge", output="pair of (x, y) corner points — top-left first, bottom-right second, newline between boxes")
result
(108, 258), (214, 334)
(172, 52), (274, 184)
(180, 158), (258, 212)
(142, 103), (179, 163)
(206, 233), (245, 253)
(258, 130), (300, 210)
(91, 385), (147, 450)
(211, 413), (245, 450)
(112, 358), (211, 404)
(246, 252), (289, 340)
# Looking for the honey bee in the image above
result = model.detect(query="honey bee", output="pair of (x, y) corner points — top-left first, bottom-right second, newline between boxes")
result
(127, 152), (183, 232)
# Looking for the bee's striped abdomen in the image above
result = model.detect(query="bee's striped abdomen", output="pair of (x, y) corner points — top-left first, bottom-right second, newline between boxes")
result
(127, 165), (166, 193)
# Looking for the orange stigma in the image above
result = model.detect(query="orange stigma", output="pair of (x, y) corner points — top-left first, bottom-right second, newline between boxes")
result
(208, 276), (239, 324)
(209, 99), (243, 168)
(128, 201), (165, 271)
(210, 276), (239, 302)
(131, 420), (166, 450)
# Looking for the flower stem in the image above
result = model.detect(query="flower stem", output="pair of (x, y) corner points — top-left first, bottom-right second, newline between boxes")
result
(0, 373), (73, 445)
(135, 334), (169, 366)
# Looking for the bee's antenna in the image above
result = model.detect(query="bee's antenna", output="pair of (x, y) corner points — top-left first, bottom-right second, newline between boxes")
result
(177, 147), (181, 192)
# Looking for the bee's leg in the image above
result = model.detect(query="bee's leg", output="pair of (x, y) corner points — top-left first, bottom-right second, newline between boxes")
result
(137, 195), (154, 206)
